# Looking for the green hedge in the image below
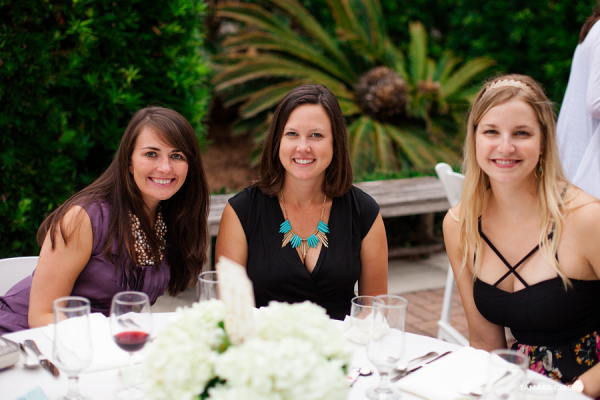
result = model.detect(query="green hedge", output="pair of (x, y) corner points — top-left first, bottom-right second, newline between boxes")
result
(0, 0), (211, 257)
(296, 0), (595, 105)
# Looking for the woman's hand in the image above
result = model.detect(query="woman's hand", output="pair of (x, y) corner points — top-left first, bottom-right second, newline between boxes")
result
(443, 205), (507, 350)
(215, 203), (248, 267)
(28, 206), (92, 328)
(358, 213), (388, 296)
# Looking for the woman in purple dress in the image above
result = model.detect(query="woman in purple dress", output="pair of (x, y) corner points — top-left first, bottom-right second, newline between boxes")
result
(0, 107), (209, 333)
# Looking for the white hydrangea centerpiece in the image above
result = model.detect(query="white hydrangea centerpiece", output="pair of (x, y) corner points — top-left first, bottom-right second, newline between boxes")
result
(144, 300), (352, 400)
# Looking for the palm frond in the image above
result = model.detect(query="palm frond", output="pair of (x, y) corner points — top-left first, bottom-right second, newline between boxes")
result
(385, 125), (437, 169)
(408, 21), (427, 84)
(441, 57), (495, 98)
(372, 121), (391, 171)
(348, 115), (373, 162)
(239, 80), (309, 118)
(221, 32), (354, 85)
(267, 0), (357, 80)
(217, 3), (293, 39)
(384, 40), (408, 81)
(213, 55), (353, 100)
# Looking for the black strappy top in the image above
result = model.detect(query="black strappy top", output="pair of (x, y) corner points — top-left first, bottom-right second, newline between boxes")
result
(473, 220), (600, 347)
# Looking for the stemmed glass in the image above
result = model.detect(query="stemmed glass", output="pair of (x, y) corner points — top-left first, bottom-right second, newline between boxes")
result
(198, 271), (219, 301)
(348, 296), (386, 345)
(53, 296), (93, 400)
(366, 295), (409, 400)
(483, 349), (529, 400)
(110, 291), (152, 400)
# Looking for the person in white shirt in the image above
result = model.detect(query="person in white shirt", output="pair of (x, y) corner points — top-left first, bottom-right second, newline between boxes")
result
(556, 3), (600, 198)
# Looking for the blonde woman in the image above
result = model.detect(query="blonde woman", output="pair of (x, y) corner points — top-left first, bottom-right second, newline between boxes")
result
(444, 74), (600, 396)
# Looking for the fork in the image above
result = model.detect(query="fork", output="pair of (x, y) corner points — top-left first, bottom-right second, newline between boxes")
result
(394, 351), (438, 374)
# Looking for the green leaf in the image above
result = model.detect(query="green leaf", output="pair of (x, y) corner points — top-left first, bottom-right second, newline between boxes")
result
(408, 21), (427, 84)
(240, 80), (309, 118)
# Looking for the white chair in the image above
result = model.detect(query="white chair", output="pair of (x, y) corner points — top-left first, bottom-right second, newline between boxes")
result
(0, 257), (39, 296)
(435, 163), (469, 346)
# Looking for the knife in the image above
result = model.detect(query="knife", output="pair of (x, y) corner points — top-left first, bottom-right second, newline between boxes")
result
(24, 340), (60, 377)
(391, 350), (452, 382)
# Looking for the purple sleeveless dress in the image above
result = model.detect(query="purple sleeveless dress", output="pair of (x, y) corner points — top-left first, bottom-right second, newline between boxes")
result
(0, 202), (170, 333)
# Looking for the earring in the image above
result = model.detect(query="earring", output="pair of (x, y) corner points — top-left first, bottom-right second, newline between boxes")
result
(535, 156), (544, 180)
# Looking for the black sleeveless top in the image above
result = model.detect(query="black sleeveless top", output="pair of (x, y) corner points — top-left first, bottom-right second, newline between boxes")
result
(474, 220), (600, 347)
(229, 185), (380, 320)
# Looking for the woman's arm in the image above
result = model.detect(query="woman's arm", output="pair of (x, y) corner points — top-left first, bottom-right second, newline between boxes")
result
(572, 200), (600, 397)
(358, 213), (388, 296)
(442, 207), (506, 350)
(29, 206), (93, 328)
(214, 203), (248, 267)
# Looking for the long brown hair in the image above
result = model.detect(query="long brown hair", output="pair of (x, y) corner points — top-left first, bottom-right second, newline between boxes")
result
(37, 107), (209, 295)
(255, 84), (353, 198)
(579, 2), (600, 43)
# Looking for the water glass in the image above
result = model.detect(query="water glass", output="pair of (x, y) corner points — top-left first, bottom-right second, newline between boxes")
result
(366, 295), (409, 400)
(347, 296), (385, 345)
(483, 349), (529, 400)
(53, 296), (92, 400)
(198, 271), (219, 301)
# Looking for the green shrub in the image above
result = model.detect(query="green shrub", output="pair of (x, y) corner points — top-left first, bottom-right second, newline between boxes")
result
(0, 0), (211, 257)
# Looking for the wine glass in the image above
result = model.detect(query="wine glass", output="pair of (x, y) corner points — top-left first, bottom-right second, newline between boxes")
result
(110, 291), (152, 400)
(197, 271), (219, 301)
(483, 349), (528, 400)
(347, 296), (385, 345)
(366, 295), (409, 400)
(53, 296), (93, 400)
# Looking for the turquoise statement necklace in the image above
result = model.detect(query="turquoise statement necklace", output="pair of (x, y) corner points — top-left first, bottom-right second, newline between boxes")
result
(279, 191), (329, 259)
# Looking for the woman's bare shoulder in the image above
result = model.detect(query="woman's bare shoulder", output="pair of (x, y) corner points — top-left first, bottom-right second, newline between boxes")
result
(443, 203), (461, 227)
(565, 187), (600, 233)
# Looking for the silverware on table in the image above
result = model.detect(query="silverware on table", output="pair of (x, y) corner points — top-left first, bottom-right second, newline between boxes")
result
(18, 343), (40, 369)
(391, 350), (452, 382)
(394, 351), (439, 374)
(347, 367), (374, 386)
(24, 340), (60, 377)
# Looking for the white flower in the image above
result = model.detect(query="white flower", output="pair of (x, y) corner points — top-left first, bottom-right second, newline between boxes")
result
(215, 337), (348, 400)
(144, 300), (350, 400)
(144, 300), (226, 400)
(256, 301), (353, 365)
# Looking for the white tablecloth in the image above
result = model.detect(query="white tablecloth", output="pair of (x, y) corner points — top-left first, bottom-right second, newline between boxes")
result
(0, 313), (588, 400)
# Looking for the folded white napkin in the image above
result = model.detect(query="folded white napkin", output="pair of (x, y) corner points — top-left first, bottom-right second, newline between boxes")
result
(342, 314), (390, 345)
(41, 313), (141, 374)
(395, 346), (498, 400)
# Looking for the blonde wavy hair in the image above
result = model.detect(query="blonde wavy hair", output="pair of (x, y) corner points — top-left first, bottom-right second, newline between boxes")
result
(459, 74), (572, 287)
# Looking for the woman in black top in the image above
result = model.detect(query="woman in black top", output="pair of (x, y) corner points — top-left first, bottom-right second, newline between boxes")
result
(444, 74), (600, 397)
(216, 84), (387, 320)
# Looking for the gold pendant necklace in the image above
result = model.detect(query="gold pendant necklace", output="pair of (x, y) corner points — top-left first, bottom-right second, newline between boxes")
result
(279, 191), (329, 260)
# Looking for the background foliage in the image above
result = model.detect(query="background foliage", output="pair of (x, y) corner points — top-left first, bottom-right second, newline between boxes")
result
(299, 0), (596, 105)
(0, 0), (211, 257)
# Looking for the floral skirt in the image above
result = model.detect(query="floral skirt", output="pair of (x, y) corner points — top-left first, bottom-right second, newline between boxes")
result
(512, 330), (600, 383)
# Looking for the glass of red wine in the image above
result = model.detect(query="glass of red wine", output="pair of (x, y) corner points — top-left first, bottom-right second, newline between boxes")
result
(110, 291), (152, 400)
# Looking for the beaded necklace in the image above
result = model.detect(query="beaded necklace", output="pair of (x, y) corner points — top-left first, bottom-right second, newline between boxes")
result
(279, 191), (329, 260)
(130, 206), (166, 266)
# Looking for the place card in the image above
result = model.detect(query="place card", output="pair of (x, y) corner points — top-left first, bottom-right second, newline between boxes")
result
(215, 256), (256, 345)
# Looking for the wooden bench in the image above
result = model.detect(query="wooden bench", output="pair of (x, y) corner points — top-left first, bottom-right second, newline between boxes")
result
(206, 176), (450, 265)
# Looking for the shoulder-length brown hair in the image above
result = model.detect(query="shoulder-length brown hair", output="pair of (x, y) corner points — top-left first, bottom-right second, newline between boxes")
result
(254, 84), (353, 198)
(37, 106), (209, 296)
(580, 2), (600, 43)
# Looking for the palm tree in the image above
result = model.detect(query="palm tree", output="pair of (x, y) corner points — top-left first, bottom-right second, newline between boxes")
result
(214, 0), (494, 172)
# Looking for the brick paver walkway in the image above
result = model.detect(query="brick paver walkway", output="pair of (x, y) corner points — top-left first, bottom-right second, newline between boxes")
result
(400, 287), (469, 340)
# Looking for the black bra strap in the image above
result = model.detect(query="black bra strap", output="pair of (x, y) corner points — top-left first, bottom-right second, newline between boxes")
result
(478, 220), (553, 288)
